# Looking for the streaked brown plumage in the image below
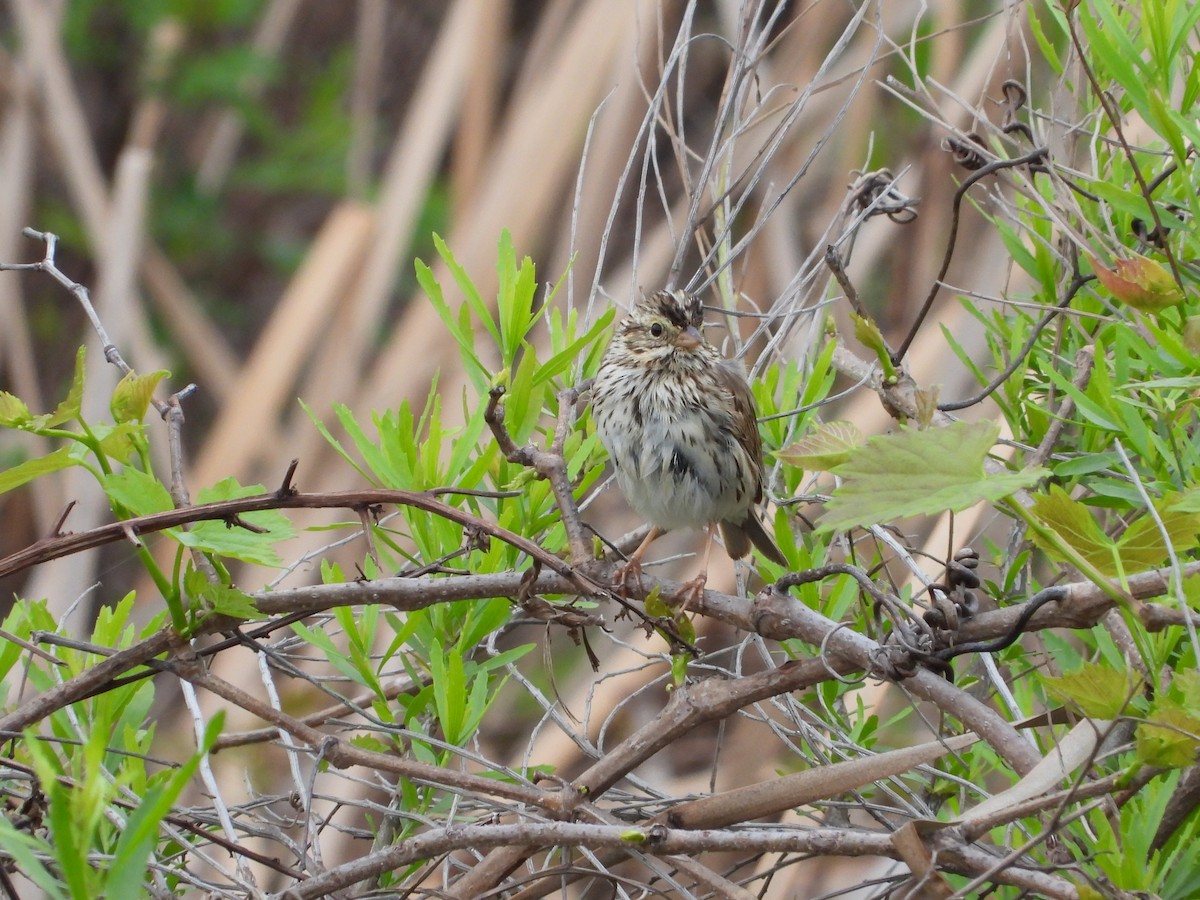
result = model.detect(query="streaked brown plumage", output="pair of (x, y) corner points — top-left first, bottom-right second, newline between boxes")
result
(591, 289), (785, 595)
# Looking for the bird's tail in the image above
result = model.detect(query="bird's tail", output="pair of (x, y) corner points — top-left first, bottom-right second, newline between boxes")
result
(720, 515), (786, 566)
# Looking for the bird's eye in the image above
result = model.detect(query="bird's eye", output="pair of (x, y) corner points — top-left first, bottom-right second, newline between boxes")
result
(649, 322), (665, 338)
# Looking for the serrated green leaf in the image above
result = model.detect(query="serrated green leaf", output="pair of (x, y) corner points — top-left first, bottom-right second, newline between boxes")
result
(184, 568), (260, 619)
(1115, 496), (1200, 570)
(1043, 663), (1138, 719)
(169, 478), (296, 566)
(817, 421), (1045, 533)
(1136, 707), (1200, 768)
(1172, 670), (1200, 711)
(90, 422), (141, 465)
(110, 369), (169, 423)
(0, 391), (32, 427)
(1028, 485), (1119, 574)
(194, 477), (266, 504)
(175, 520), (291, 567)
(1157, 489), (1200, 514)
(778, 421), (863, 470)
(101, 467), (174, 517)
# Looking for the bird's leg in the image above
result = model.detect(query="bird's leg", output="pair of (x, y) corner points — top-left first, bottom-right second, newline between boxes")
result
(616, 526), (662, 597)
(676, 522), (717, 611)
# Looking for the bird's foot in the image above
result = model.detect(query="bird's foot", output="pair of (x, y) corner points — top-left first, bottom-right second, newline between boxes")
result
(614, 556), (646, 600)
(674, 571), (708, 612)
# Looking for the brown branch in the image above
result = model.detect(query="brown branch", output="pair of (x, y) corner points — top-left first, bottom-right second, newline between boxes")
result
(0, 486), (602, 599)
(955, 559), (1200, 643)
(0, 568), (587, 735)
(166, 647), (563, 815)
(485, 384), (594, 565)
(755, 583), (1043, 776)
(270, 819), (1076, 900)
(6, 553), (1193, 760)
(0, 628), (174, 736)
(0, 229), (155, 404)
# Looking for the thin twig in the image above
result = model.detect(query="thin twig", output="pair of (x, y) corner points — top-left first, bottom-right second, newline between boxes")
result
(891, 147), (1051, 364)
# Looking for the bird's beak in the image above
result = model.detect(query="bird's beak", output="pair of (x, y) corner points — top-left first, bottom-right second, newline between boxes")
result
(674, 326), (703, 350)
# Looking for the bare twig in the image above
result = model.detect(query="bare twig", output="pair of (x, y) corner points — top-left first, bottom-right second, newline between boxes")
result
(485, 384), (595, 565)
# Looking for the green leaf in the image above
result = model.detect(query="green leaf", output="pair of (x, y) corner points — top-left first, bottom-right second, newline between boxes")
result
(461, 668), (492, 739)
(496, 229), (538, 365)
(0, 391), (33, 427)
(850, 312), (892, 374)
(429, 639), (466, 746)
(1137, 707), (1200, 768)
(184, 568), (260, 619)
(301, 400), (377, 484)
(670, 652), (689, 687)
(45, 346), (87, 427)
(1184, 317), (1200, 356)
(1156, 489), (1200, 514)
(1028, 485), (1119, 575)
(817, 421), (1046, 533)
(1050, 453), (1120, 478)
(110, 369), (169, 423)
(1115, 495), (1200, 570)
(1026, 3), (1063, 74)
(643, 585), (669, 618)
(1172, 670), (1200, 709)
(436, 232), (500, 348)
(105, 716), (214, 899)
(25, 734), (95, 900)
(1028, 488), (1200, 577)
(100, 467), (174, 517)
(778, 421), (863, 470)
(0, 446), (78, 495)
(332, 606), (385, 697)
(169, 479), (296, 566)
(93, 422), (142, 465)
(1043, 663), (1138, 719)
(0, 814), (65, 899)
(415, 256), (491, 392)
(533, 306), (615, 387)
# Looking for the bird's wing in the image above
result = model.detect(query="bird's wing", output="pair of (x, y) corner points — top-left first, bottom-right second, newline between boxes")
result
(713, 357), (766, 503)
